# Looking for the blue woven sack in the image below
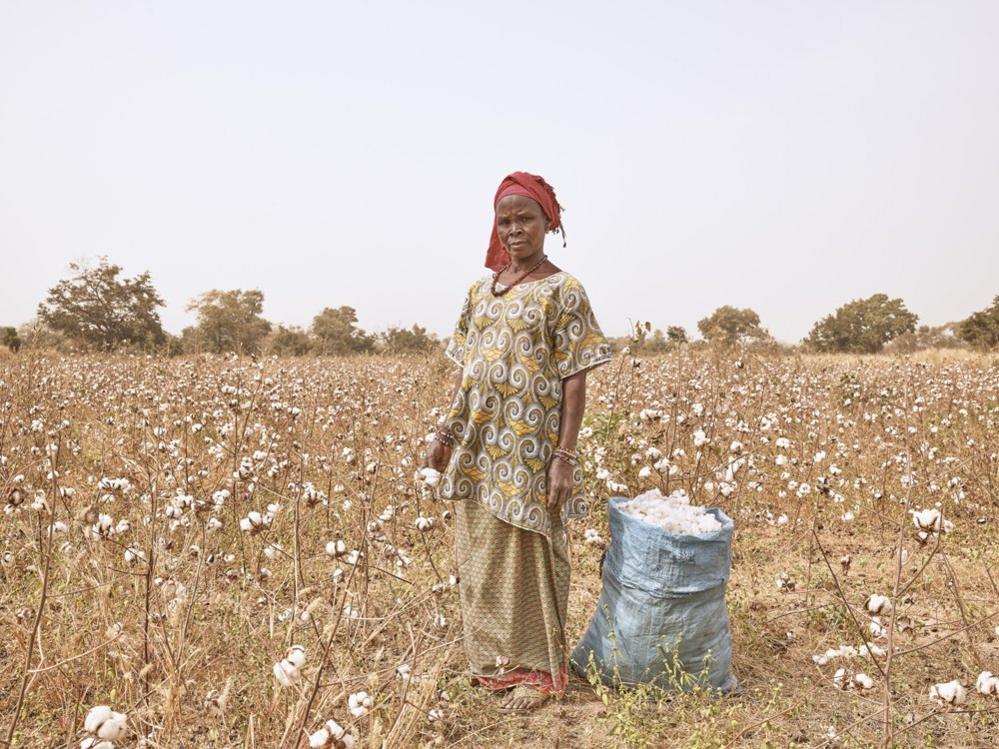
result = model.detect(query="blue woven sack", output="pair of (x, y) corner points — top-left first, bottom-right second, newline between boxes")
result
(571, 496), (738, 693)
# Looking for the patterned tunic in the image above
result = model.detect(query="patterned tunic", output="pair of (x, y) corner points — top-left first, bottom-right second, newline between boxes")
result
(436, 270), (613, 539)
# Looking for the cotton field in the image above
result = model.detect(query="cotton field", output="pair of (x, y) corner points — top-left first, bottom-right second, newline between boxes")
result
(1, 349), (998, 748)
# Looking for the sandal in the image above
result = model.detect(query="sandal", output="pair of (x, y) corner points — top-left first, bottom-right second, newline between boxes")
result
(498, 683), (551, 712)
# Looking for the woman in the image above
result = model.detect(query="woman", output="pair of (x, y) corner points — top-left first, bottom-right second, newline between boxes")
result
(421, 171), (613, 711)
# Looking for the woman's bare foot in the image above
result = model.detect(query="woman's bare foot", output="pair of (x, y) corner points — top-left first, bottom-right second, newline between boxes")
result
(499, 683), (550, 711)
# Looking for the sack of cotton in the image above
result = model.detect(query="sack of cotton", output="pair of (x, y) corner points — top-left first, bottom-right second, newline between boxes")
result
(571, 489), (738, 694)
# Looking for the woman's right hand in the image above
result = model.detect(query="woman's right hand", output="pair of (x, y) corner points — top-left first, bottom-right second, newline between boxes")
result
(422, 439), (452, 473)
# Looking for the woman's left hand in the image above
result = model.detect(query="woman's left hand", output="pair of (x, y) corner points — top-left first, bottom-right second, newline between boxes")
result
(547, 457), (576, 512)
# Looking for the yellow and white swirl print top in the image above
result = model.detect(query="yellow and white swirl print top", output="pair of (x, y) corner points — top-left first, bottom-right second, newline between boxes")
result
(436, 270), (613, 539)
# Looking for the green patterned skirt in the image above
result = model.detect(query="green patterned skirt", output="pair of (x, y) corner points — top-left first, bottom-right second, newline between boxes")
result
(453, 498), (570, 695)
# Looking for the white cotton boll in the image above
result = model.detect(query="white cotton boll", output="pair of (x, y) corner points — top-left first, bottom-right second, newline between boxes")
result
(812, 644), (861, 665)
(309, 728), (331, 747)
(273, 646), (305, 687)
(693, 429), (710, 447)
(977, 671), (999, 696)
(583, 528), (603, 545)
(417, 467), (441, 486)
(415, 516), (435, 532)
(853, 673), (874, 690)
(324, 718), (349, 741)
(866, 594), (892, 615)
(860, 642), (886, 658)
(868, 617), (886, 638)
(929, 680), (966, 706)
(263, 543), (282, 560)
(912, 508), (941, 531)
(325, 539), (347, 558)
(83, 705), (128, 741)
(273, 659), (299, 687)
(348, 690), (373, 718)
(95, 714), (127, 741)
(309, 718), (356, 748)
(80, 740), (114, 749)
(285, 645), (306, 669)
(83, 706), (113, 733)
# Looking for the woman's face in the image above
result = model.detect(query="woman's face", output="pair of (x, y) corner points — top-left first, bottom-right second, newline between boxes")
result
(495, 195), (549, 261)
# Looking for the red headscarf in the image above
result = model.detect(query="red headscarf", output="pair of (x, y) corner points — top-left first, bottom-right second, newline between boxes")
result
(485, 171), (566, 272)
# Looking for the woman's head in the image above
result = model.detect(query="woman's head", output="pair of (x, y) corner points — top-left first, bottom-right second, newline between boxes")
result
(485, 172), (565, 271)
(495, 194), (549, 261)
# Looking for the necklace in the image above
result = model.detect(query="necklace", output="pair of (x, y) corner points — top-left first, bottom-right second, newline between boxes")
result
(491, 254), (549, 296)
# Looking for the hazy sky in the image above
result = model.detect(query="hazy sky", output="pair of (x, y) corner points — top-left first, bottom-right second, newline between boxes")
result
(2, 1), (998, 343)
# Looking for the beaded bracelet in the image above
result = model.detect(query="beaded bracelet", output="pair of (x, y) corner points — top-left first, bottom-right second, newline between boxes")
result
(553, 447), (579, 465)
(433, 429), (455, 448)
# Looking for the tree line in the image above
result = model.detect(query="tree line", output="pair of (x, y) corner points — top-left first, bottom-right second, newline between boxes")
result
(8, 258), (436, 356)
(631, 293), (998, 354)
(4, 257), (999, 355)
